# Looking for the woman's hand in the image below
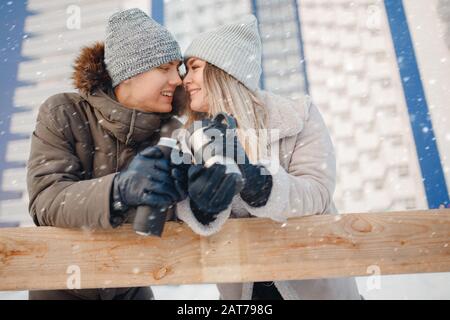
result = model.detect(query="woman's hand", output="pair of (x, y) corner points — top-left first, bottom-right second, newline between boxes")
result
(239, 163), (273, 207)
(188, 163), (242, 218)
(227, 133), (273, 207)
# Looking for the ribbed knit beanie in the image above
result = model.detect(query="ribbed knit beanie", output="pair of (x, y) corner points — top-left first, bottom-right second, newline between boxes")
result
(105, 8), (182, 87)
(184, 15), (262, 92)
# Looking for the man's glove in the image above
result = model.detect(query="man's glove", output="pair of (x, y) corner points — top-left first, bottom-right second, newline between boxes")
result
(170, 161), (190, 202)
(110, 146), (187, 227)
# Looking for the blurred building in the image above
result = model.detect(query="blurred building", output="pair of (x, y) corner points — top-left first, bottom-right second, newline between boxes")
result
(165, 0), (308, 100)
(0, 0), (449, 299)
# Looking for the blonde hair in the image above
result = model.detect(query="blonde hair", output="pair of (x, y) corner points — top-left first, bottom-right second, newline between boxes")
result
(184, 62), (268, 162)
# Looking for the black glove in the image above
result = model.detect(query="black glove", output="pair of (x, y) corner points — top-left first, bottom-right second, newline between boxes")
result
(225, 132), (273, 208)
(170, 161), (189, 201)
(110, 146), (187, 227)
(239, 163), (273, 207)
(188, 163), (242, 224)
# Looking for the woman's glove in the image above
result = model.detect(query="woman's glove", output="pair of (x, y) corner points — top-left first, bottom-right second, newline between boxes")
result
(227, 133), (273, 207)
(239, 163), (273, 207)
(187, 163), (242, 224)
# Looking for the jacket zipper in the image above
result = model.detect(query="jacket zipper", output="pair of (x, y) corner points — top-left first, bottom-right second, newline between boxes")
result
(115, 138), (120, 172)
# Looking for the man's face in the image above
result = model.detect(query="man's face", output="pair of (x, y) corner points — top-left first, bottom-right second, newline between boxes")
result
(115, 61), (183, 113)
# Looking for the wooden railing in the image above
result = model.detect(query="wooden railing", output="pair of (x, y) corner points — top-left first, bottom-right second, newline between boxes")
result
(1, 209), (449, 291)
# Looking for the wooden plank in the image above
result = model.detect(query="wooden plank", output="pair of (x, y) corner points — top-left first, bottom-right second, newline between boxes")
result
(1, 209), (450, 291)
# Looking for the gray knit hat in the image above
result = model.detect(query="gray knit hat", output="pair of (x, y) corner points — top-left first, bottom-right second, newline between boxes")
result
(184, 15), (262, 92)
(105, 8), (182, 87)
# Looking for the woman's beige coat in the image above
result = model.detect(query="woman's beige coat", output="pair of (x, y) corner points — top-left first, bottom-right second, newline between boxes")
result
(176, 90), (361, 300)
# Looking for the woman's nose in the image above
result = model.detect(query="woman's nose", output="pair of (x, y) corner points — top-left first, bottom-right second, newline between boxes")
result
(183, 72), (192, 86)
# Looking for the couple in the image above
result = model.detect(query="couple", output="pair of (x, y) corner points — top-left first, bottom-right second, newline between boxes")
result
(26, 8), (360, 300)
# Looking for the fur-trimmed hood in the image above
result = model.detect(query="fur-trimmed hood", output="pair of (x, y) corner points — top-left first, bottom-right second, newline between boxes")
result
(72, 42), (112, 94)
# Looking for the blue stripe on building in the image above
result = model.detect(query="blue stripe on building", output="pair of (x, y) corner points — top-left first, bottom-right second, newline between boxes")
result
(151, 0), (164, 25)
(250, 0), (266, 90)
(0, 1), (32, 201)
(251, 0), (309, 94)
(384, 0), (449, 208)
(293, 0), (309, 95)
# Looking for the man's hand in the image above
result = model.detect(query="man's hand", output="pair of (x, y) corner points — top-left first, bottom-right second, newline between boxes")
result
(112, 146), (187, 211)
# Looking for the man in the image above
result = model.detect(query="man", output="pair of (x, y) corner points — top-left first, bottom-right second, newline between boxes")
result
(27, 8), (187, 300)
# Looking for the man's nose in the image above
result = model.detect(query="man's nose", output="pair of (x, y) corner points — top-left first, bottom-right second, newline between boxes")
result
(169, 71), (182, 87)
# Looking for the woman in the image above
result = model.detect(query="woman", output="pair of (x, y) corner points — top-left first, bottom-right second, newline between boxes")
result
(174, 15), (361, 300)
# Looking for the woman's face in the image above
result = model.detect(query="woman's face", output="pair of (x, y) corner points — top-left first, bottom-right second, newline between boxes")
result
(183, 58), (209, 112)
(115, 61), (182, 113)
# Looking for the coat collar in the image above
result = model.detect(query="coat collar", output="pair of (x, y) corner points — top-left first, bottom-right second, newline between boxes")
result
(80, 89), (165, 145)
(257, 90), (309, 143)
